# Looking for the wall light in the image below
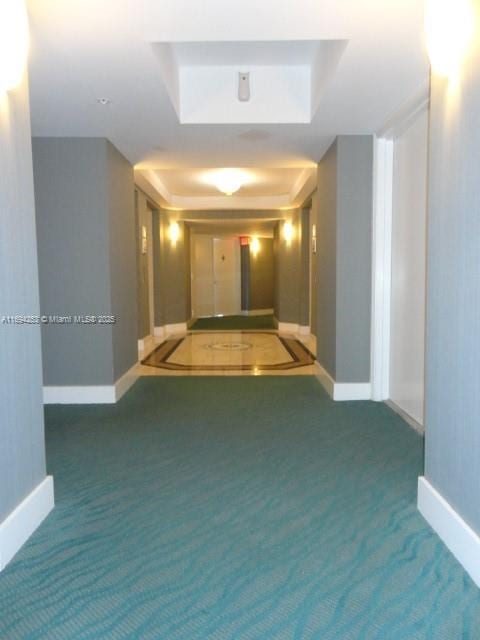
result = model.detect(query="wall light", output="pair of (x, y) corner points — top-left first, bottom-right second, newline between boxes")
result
(0, 0), (29, 94)
(168, 221), (180, 246)
(425, 0), (476, 78)
(250, 236), (260, 256)
(283, 221), (294, 245)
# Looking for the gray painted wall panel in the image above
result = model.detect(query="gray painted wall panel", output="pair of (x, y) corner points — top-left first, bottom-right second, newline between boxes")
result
(153, 213), (191, 325)
(33, 138), (114, 385)
(249, 238), (274, 310)
(274, 210), (302, 324)
(310, 191), (318, 337)
(335, 136), (373, 383)
(299, 208), (311, 327)
(0, 77), (46, 521)
(315, 137), (373, 382)
(33, 137), (137, 386)
(425, 68), (480, 534)
(135, 191), (151, 340)
(106, 141), (138, 380)
(153, 210), (165, 327)
(316, 142), (338, 378)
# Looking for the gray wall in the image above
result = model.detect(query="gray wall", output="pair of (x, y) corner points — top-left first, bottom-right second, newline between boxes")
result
(135, 190), (151, 340)
(249, 238), (274, 310)
(0, 76), (47, 522)
(299, 206), (311, 327)
(106, 142), (137, 379)
(274, 209), (302, 324)
(316, 142), (338, 376)
(335, 136), (373, 382)
(310, 191), (318, 337)
(153, 212), (191, 326)
(424, 62), (480, 534)
(33, 138), (137, 386)
(315, 136), (373, 383)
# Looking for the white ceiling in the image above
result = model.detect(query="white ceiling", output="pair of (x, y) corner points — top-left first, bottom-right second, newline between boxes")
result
(27, 0), (429, 206)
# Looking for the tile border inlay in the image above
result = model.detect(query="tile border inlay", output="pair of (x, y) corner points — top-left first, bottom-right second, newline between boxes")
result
(141, 332), (315, 371)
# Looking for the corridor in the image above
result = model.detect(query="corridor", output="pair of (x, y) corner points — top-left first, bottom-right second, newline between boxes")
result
(2, 376), (479, 639)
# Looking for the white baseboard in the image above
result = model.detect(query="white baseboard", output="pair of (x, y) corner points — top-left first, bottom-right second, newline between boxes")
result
(333, 383), (372, 401)
(242, 308), (274, 316)
(114, 362), (139, 401)
(154, 326), (165, 338)
(278, 322), (300, 334)
(298, 325), (311, 336)
(165, 322), (187, 335)
(418, 477), (480, 587)
(314, 362), (335, 397)
(43, 362), (139, 405)
(138, 335), (154, 352)
(0, 476), (54, 571)
(314, 362), (372, 401)
(43, 385), (116, 404)
(386, 399), (424, 435)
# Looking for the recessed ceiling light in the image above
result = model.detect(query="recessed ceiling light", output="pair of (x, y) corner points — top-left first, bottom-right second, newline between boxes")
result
(97, 98), (111, 106)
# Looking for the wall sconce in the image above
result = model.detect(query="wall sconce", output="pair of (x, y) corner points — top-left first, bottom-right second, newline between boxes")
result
(283, 221), (294, 245)
(425, 0), (476, 78)
(168, 221), (180, 246)
(0, 0), (29, 94)
(250, 236), (260, 257)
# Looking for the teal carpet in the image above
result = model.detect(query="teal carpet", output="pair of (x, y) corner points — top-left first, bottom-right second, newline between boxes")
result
(0, 377), (479, 639)
(190, 315), (276, 331)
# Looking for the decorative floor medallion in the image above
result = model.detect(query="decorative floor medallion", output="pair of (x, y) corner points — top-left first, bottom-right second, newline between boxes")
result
(204, 342), (252, 352)
(141, 332), (315, 371)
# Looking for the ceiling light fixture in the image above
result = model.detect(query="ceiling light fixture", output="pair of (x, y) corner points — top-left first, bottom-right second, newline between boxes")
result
(0, 0), (29, 94)
(425, 0), (476, 78)
(97, 98), (112, 106)
(208, 169), (246, 196)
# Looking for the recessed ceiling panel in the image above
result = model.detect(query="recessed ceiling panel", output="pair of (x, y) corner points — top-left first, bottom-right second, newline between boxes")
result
(153, 39), (347, 124)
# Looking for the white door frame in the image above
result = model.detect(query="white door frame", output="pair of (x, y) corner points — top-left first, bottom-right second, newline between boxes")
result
(370, 137), (394, 401)
(370, 88), (429, 402)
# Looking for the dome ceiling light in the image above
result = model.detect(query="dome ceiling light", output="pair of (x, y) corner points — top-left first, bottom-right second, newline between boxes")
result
(205, 169), (250, 196)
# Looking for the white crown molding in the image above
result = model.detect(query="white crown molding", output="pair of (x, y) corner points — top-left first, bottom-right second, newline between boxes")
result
(169, 194), (292, 210)
(290, 167), (317, 206)
(0, 476), (54, 571)
(418, 477), (480, 588)
(377, 85), (430, 140)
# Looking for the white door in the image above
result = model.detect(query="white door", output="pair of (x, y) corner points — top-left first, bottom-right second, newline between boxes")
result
(213, 237), (241, 316)
(192, 235), (215, 317)
(389, 109), (428, 425)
